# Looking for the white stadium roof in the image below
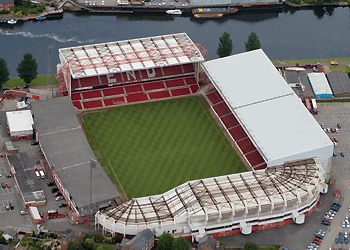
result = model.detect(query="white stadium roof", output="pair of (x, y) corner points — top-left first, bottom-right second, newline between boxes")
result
(202, 49), (333, 166)
(97, 158), (325, 235)
(59, 33), (205, 79)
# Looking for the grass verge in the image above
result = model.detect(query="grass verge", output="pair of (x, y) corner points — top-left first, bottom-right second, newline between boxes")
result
(4, 74), (58, 88)
(82, 97), (247, 198)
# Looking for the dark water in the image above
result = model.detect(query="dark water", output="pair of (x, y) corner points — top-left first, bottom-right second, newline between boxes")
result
(1, 7), (350, 77)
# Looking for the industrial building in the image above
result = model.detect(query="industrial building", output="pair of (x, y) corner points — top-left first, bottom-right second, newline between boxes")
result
(31, 97), (120, 222)
(326, 71), (350, 97)
(307, 72), (333, 98)
(6, 110), (34, 139)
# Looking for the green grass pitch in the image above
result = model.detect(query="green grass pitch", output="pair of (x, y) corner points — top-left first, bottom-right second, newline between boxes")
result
(82, 97), (247, 198)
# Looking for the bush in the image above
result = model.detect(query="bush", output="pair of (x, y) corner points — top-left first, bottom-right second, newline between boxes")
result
(94, 234), (104, 243)
(0, 10), (10, 14)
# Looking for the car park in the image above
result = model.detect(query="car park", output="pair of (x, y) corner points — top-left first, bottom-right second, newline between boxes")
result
(1, 182), (5, 188)
(5, 183), (10, 188)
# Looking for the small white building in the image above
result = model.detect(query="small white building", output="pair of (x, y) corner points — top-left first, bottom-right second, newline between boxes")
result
(6, 110), (34, 138)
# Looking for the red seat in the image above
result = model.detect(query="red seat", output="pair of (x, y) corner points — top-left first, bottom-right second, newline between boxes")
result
(254, 163), (267, 170)
(237, 138), (256, 154)
(72, 101), (82, 109)
(228, 126), (247, 141)
(171, 87), (191, 97)
(212, 102), (230, 117)
(126, 93), (149, 103)
(82, 89), (102, 99)
(143, 81), (165, 91)
(207, 91), (224, 105)
(165, 79), (185, 88)
(190, 85), (199, 93)
(245, 150), (265, 168)
(184, 77), (197, 85)
(182, 63), (195, 74)
(71, 92), (81, 101)
(162, 65), (183, 76)
(125, 84), (143, 94)
(80, 76), (100, 87)
(102, 87), (125, 97)
(220, 114), (239, 129)
(104, 97), (126, 106)
(149, 91), (171, 100)
(82, 100), (103, 109)
(71, 79), (80, 89)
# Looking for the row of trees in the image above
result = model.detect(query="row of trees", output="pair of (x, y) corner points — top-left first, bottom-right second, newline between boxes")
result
(217, 31), (261, 58)
(0, 53), (38, 89)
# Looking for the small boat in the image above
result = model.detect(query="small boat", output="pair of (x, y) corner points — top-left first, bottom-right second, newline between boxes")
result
(7, 19), (17, 24)
(36, 15), (46, 20)
(166, 9), (182, 15)
(194, 13), (223, 19)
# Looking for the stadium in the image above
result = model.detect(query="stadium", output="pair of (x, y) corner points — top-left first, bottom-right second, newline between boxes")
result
(34, 33), (333, 237)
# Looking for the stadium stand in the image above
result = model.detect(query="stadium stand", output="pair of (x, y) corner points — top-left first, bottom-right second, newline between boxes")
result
(71, 78), (80, 89)
(125, 84), (143, 94)
(171, 87), (191, 97)
(126, 93), (149, 103)
(228, 126), (247, 141)
(72, 101), (83, 109)
(102, 86), (125, 97)
(236, 138), (256, 154)
(143, 81), (166, 91)
(190, 85), (199, 94)
(165, 78), (186, 88)
(207, 91), (224, 105)
(220, 114), (239, 128)
(182, 63), (195, 74)
(71, 92), (82, 101)
(212, 102), (230, 117)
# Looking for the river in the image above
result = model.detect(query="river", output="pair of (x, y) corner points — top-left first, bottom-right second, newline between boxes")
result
(0, 7), (350, 77)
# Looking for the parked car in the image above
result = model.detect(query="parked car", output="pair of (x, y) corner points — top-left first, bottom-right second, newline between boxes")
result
(6, 174), (12, 178)
(5, 183), (10, 188)
(330, 61), (339, 65)
(5, 205), (10, 211)
(47, 182), (55, 186)
(13, 86), (20, 90)
(321, 123), (325, 129)
(31, 141), (39, 146)
(54, 192), (62, 197)
(9, 203), (14, 210)
(336, 128), (339, 133)
(322, 220), (331, 226)
(59, 203), (67, 207)
(341, 152), (345, 157)
(51, 188), (59, 193)
(331, 128), (336, 133)
(333, 152), (337, 157)
(20, 210), (28, 215)
(19, 97), (23, 102)
(2, 87), (10, 91)
(55, 196), (64, 201)
(326, 128), (331, 133)
(334, 137), (338, 142)
(334, 203), (341, 207)
(22, 85), (29, 89)
(335, 238), (339, 244)
(337, 123), (341, 129)
(1, 183), (5, 188)
(345, 238), (349, 244)
(340, 238), (344, 244)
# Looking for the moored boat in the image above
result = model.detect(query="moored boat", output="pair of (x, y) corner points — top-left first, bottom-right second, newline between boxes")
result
(7, 19), (17, 24)
(166, 9), (182, 15)
(194, 13), (223, 19)
(36, 15), (46, 20)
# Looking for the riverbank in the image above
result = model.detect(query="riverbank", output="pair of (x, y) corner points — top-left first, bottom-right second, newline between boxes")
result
(0, 6), (63, 22)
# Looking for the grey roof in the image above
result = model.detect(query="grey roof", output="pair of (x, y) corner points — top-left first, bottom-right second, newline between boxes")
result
(3, 228), (17, 237)
(284, 69), (307, 84)
(327, 71), (350, 96)
(0, 244), (13, 250)
(31, 97), (120, 208)
(128, 229), (154, 250)
(197, 236), (222, 250)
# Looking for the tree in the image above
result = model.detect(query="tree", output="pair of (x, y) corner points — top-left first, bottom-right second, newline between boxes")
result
(93, 233), (104, 242)
(67, 242), (78, 250)
(0, 58), (9, 89)
(84, 238), (95, 250)
(17, 53), (38, 84)
(173, 237), (190, 250)
(217, 32), (233, 58)
(157, 233), (174, 250)
(243, 241), (258, 250)
(0, 236), (6, 245)
(245, 32), (261, 52)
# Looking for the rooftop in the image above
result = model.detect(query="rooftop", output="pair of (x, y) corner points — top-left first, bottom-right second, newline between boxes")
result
(31, 97), (120, 208)
(6, 110), (34, 133)
(326, 71), (350, 96)
(308, 72), (333, 97)
(201, 49), (333, 165)
(58, 33), (205, 79)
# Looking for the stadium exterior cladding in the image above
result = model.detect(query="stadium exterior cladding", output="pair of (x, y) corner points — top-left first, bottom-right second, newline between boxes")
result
(96, 157), (327, 240)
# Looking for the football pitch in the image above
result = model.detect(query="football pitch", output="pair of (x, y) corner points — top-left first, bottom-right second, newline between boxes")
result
(82, 97), (247, 198)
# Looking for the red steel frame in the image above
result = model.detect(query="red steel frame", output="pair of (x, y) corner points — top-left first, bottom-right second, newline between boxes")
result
(57, 43), (207, 97)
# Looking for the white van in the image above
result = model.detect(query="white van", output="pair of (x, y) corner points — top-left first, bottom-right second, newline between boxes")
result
(39, 170), (45, 179)
(35, 171), (40, 179)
